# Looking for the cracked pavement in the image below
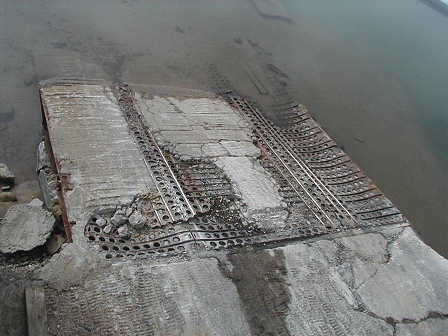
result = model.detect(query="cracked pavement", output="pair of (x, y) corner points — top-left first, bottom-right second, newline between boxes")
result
(3, 81), (446, 335)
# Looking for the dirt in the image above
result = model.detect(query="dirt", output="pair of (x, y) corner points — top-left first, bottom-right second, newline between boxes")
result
(0, 264), (43, 336)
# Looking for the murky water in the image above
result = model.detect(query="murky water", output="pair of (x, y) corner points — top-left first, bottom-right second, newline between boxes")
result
(0, 0), (446, 257)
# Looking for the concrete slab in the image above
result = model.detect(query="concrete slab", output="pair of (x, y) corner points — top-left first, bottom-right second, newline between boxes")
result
(40, 79), (156, 242)
(0, 204), (55, 253)
(44, 257), (251, 335)
(282, 243), (392, 335)
(35, 243), (101, 290)
(37, 80), (448, 335)
(356, 227), (448, 321)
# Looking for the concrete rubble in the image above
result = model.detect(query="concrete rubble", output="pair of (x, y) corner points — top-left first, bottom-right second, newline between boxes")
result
(0, 203), (55, 253)
(31, 80), (448, 335)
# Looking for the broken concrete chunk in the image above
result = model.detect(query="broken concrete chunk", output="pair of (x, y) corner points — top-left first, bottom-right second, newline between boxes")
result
(35, 243), (100, 290)
(214, 156), (285, 230)
(95, 218), (108, 227)
(128, 210), (146, 229)
(0, 191), (17, 202)
(117, 225), (130, 238)
(0, 163), (15, 184)
(110, 213), (127, 227)
(125, 207), (133, 217)
(0, 203), (55, 253)
(29, 198), (44, 208)
(355, 227), (448, 322)
(103, 224), (113, 234)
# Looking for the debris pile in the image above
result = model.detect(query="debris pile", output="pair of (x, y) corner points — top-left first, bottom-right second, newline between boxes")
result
(89, 191), (194, 241)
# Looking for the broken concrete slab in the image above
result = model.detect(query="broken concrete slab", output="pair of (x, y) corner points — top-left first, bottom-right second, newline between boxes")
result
(35, 243), (101, 290)
(39, 79), (157, 241)
(0, 162), (14, 184)
(0, 204), (55, 253)
(355, 227), (448, 322)
(36, 225), (448, 335)
(40, 80), (417, 253)
(281, 243), (393, 335)
(37, 80), (448, 335)
(136, 90), (257, 159)
(44, 257), (252, 335)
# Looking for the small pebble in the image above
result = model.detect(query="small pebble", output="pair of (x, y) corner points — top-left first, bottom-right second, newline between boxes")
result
(103, 224), (113, 234)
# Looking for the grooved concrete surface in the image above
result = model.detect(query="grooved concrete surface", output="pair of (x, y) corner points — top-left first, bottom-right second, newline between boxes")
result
(40, 79), (155, 241)
(37, 81), (448, 335)
(41, 227), (448, 335)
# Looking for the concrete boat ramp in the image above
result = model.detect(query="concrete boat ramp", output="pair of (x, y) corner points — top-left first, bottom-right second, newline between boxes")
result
(26, 78), (448, 334)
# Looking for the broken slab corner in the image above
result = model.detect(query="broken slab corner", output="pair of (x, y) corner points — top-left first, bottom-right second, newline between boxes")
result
(35, 243), (102, 290)
(0, 204), (55, 253)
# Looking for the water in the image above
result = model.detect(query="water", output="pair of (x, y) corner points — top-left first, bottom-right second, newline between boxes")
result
(0, 0), (446, 257)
